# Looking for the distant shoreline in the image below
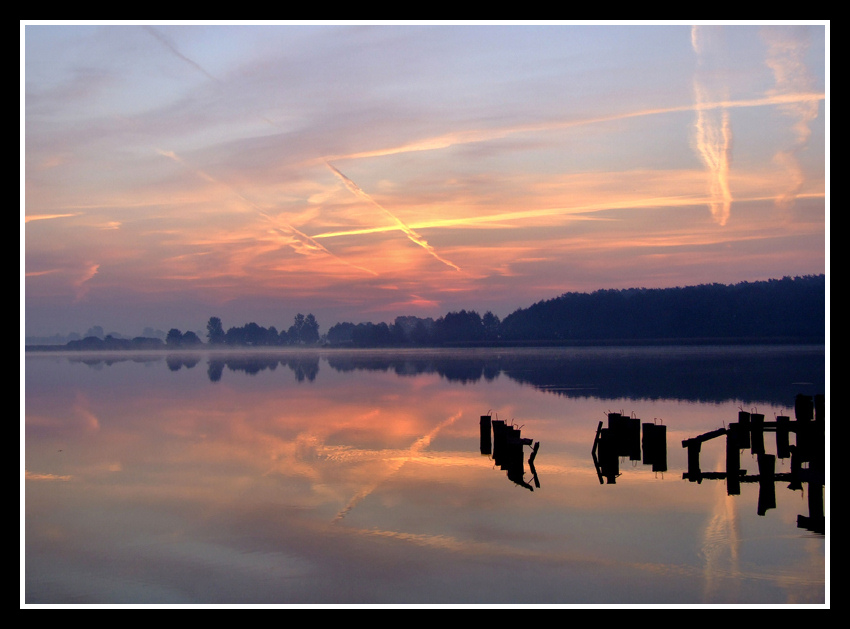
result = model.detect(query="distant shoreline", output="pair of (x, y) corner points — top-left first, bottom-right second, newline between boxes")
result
(25, 336), (826, 352)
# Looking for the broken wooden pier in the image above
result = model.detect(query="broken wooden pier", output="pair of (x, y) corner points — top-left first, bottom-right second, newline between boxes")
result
(681, 394), (824, 533)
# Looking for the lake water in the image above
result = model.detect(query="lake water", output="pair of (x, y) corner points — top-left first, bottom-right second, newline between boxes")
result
(23, 346), (827, 605)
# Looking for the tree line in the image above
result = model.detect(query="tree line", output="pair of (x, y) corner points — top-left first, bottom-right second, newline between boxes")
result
(46, 275), (824, 351)
(328, 275), (825, 346)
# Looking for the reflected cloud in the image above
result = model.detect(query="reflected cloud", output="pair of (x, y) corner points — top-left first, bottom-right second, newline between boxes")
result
(25, 347), (826, 604)
(333, 410), (462, 522)
(25, 471), (72, 482)
(701, 480), (742, 601)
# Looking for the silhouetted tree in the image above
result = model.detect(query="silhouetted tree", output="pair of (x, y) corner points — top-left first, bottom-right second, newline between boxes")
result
(166, 328), (183, 346)
(303, 314), (320, 344)
(482, 311), (501, 341)
(206, 317), (225, 345)
(288, 313), (305, 343)
(181, 330), (203, 346)
(278, 327), (291, 345)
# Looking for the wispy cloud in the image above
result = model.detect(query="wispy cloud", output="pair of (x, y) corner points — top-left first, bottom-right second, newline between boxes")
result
(761, 26), (821, 210)
(70, 262), (100, 302)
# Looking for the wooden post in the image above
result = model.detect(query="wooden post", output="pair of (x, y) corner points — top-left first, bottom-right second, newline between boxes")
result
(738, 411), (751, 449)
(651, 424), (667, 473)
(750, 413), (765, 455)
(608, 412), (627, 457)
(491, 419), (505, 465)
(599, 428), (619, 484)
(757, 453), (776, 516)
(788, 444), (803, 491)
(798, 482), (825, 534)
(726, 423), (741, 496)
(686, 441), (702, 482)
(642, 423), (656, 465)
(795, 394), (813, 421)
(628, 416), (641, 461)
(814, 394), (825, 423)
(775, 415), (791, 459)
(480, 415), (492, 455)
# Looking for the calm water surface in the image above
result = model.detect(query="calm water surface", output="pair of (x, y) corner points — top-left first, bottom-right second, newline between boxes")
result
(24, 346), (827, 605)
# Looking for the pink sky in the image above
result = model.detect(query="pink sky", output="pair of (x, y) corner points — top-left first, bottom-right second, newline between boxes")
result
(23, 22), (827, 338)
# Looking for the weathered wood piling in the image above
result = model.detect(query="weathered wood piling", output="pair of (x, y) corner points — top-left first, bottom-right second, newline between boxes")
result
(680, 394), (825, 530)
(480, 415), (492, 455)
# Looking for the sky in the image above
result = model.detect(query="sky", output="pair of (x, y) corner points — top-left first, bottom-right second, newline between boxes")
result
(22, 21), (828, 339)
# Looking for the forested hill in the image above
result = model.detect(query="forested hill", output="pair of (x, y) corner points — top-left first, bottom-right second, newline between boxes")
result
(498, 275), (825, 344)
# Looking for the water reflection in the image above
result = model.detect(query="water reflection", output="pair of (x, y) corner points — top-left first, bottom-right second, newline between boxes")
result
(26, 347), (826, 604)
(65, 344), (825, 405)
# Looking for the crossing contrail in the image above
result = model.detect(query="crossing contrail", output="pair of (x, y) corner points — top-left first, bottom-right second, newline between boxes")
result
(157, 149), (378, 276)
(325, 161), (462, 272)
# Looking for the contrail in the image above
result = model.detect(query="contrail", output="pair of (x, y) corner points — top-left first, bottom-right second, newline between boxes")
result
(322, 93), (824, 166)
(156, 149), (378, 276)
(24, 213), (81, 223)
(691, 25), (733, 226)
(324, 161), (462, 272)
(694, 89), (733, 226)
(144, 26), (220, 83)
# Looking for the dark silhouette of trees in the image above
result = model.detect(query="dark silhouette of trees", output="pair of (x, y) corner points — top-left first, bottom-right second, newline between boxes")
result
(181, 331), (203, 346)
(207, 314), (322, 347)
(433, 310), (486, 344)
(224, 322), (279, 346)
(167, 328), (203, 347)
(327, 321), (356, 345)
(352, 322), (393, 346)
(499, 275), (825, 343)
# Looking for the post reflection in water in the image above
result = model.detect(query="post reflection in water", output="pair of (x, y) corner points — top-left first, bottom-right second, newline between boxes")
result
(24, 347), (826, 605)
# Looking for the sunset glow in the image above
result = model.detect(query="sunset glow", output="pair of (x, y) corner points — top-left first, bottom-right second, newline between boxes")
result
(23, 22), (827, 337)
